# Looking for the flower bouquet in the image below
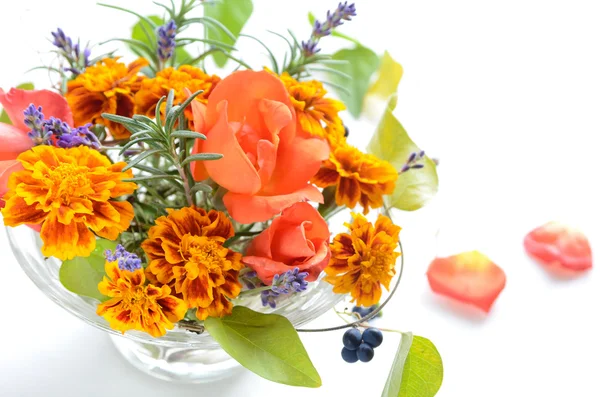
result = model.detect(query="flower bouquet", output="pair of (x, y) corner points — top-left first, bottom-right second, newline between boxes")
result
(1, 0), (442, 395)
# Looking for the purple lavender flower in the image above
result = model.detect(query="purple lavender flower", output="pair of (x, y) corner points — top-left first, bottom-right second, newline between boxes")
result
(157, 20), (177, 62)
(23, 105), (52, 145)
(51, 28), (74, 53)
(22, 106), (100, 149)
(105, 244), (143, 272)
(260, 268), (309, 308)
(51, 28), (92, 75)
(303, 2), (357, 57)
(400, 150), (427, 173)
(55, 123), (101, 149)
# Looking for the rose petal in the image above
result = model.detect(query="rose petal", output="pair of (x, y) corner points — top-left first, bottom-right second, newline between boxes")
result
(0, 123), (32, 160)
(202, 101), (262, 194)
(524, 222), (592, 274)
(0, 88), (73, 130)
(426, 251), (506, 313)
(223, 184), (323, 224)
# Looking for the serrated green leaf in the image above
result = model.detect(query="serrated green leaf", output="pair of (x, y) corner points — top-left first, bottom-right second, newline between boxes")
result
(205, 306), (321, 387)
(59, 239), (117, 301)
(204, 0), (253, 67)
(368, 51), (403, 98)
(330, 46), (380, 117)
(367, 96), (438, 211)
(382, 333), (443, 397)
(0, 82), (34, 125)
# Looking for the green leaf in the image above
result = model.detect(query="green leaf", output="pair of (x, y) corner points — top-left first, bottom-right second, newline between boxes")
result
(0, 82), (34, 125)
(382, 333), (443, 397)
(308, 12), (361, 45)
(367, 96), (438, 211)
(181, 152), (223, 166)
(368, 51), (404, 98)
(204, 0), (253, 67)
(205, 306), (321, 388)
(170, 130), (207, 140)
(330, 46), (380, 117)
(59, 239), (117, 301)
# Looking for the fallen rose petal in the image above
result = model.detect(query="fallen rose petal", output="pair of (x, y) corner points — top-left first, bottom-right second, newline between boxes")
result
(524, 222), (592, 274)
(426, 251), (506, 313)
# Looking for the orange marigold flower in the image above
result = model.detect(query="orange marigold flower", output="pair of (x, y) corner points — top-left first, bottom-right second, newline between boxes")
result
(1, 145), (137, 260)
(66, 57), (148, 139)
(325, 213), (401, 307)
(312, 144), (398, 214)
(141, 207), (244, 320)
(279, 72), (345, 140)
(97, 260), (187, 337)
(134, 65), (220, 128)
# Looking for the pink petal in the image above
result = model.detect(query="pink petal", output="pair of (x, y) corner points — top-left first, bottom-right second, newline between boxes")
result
(0, 123), (32, 160)
(0, 88), (73, 130)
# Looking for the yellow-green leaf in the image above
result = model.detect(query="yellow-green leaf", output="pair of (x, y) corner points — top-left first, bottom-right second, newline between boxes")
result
(382, 333), (443, 397)
(205, 306), (321, 388)
(367, 96), (438, 211)
(205, 0), (253, 67)
(59, 239), (116, 301)
(368, 51), (403, 98)
(330, 46), (380, 117)
(0, 82), (34, 125)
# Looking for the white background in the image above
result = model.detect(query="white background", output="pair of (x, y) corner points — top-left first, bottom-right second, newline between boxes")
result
(1, 0), (599, 396)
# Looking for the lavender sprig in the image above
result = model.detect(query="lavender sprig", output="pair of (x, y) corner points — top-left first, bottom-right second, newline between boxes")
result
(23, 105), (100, 149)
(24, 105), (52, 145)
(105, 244), (143, 272)
(400, 150), (426, 173)
(302, 2), (357, 57)
(261, 268), (309, 308)
(51, 28), (91, 75)
(157, 20), (177, 65)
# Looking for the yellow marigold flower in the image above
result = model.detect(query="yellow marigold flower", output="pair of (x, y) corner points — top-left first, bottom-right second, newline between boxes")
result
(1, 145), (137, 260)
(312, 144), (398, 214)
(325, 213), (401, 306)
(66, 57), (148, 139)
(134, 65), (220, 128)
(141, 207), (244, 320)
(279, 72), (345, 140)
(97, 260), (187, 337)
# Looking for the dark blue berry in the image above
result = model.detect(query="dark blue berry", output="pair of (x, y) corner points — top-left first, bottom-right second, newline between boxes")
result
(357, 343), (374, 362)
(352, 305), (381, 319)
(362, 328), (383, 348)
(341, 347), (358, 363)
(342, 328), (362, 350)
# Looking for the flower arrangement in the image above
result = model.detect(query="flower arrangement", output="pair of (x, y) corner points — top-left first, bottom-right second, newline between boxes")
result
(0, 0), (443, 395)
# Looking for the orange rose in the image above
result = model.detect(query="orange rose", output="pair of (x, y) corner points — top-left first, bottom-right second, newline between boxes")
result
(190, 70), (329, 223)
(242, 202), (331, 284)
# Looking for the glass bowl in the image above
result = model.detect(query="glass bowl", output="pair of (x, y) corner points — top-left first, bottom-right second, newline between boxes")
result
(6, 224), (345, 383)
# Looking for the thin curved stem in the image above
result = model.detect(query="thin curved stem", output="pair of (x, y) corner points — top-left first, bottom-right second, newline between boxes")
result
(296, 240), (405, 333)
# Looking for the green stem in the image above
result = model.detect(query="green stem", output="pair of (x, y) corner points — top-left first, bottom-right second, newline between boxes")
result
(237, 286), (272, 297)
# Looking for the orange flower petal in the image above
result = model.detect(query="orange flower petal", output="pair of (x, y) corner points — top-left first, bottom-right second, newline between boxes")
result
(524, 222), (592, 274)
(40, 214), (83, 260)
(223, 184), (323, 224)
(205, 70), (293, 140)
(265, 136), (329, 195)
(426, 251), (506, 313)
(201, 101), (262, 194)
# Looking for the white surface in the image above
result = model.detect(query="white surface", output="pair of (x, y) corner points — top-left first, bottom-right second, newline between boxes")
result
(1, 0), (599, 396)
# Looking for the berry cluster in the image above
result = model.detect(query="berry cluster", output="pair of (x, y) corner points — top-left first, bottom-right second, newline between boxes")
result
(341, 328), (383, 363)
